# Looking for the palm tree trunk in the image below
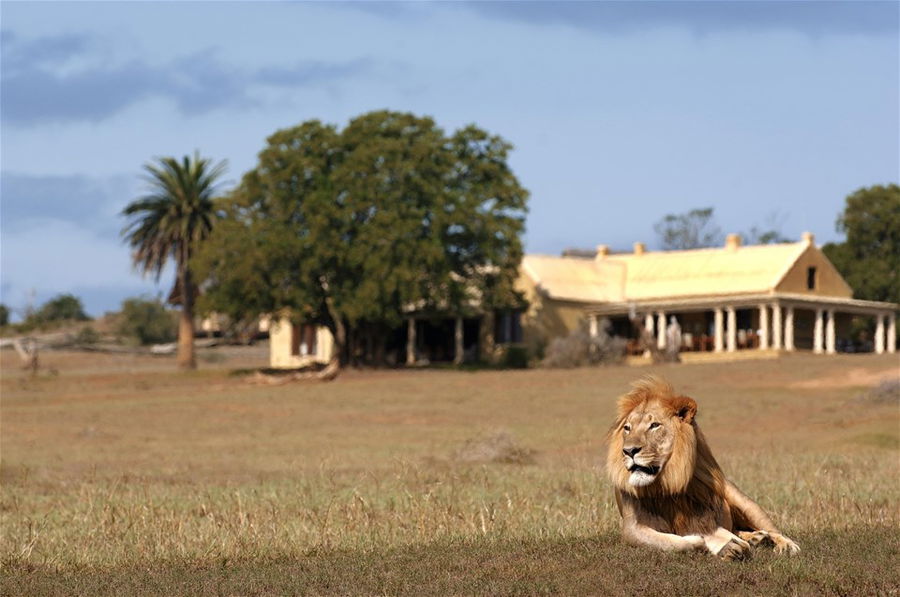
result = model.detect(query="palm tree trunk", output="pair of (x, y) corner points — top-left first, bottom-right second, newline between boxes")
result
(177, 261), (196, 370)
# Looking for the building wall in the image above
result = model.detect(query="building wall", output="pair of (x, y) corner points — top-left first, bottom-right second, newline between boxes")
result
(775, 246), (853, 298)
(516, 274), (591, 352)
(269, 317), (333, 369)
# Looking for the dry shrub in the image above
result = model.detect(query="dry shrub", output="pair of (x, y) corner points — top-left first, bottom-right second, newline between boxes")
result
(453, 430), (536, 465)
(855, 378), (900, 405)
(541, 318), (626, 368)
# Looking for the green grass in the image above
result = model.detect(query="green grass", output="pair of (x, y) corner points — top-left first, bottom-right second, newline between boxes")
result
(1, 350), (898, 595)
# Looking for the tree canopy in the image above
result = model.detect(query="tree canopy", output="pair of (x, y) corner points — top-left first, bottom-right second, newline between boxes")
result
(653, 207), (722, 250)
(654, 207), (791, 250)
(822, 184), (900, 304)
(194, 111), (529, 364)
(23, 293), (89, 327)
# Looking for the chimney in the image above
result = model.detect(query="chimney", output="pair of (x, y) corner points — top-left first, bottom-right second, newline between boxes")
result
(801, 231), (815, 245)
(595, 244), (610, 259)
(725, 233), (741, 251)
(633, 242), (646, 256)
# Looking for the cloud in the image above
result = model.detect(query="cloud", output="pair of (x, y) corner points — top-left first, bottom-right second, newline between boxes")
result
(0, 171), (169, 316)
(0, 217), (167, 317)
(1, 172), (135, 237)
(463, 1), (900, 37)
(0, 32), (374, 125)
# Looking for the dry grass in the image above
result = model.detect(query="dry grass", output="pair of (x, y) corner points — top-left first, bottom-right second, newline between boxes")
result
(1, 348), (898, 595)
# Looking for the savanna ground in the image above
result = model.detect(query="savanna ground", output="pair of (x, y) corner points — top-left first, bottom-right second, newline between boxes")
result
(1, 347), (898, 596)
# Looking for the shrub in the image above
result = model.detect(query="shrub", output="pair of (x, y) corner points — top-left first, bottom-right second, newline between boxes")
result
(541, 318), (626, 368)
(499, 344), (529, 369)
(856, 378), (900, 405)
(21, 294), (90, 330)
(0, 303), (9, 326)
(73, 326), (101, 345)
(453, 430), (536, 465)
(117, 298), (177, 346)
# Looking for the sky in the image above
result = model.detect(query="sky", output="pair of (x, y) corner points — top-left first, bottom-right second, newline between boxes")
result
(1, 1), (898, 319)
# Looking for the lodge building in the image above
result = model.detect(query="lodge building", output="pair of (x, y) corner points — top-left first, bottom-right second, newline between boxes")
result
(518, 232), (897, 360)
(268, 232), (897, 368)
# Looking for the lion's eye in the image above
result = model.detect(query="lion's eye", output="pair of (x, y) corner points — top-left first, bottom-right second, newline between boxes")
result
(648, 422), (661, 430)
(623, 424), (631, 433)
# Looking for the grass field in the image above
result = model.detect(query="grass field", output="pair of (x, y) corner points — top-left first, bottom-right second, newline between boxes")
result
(2, 348), (898, 596)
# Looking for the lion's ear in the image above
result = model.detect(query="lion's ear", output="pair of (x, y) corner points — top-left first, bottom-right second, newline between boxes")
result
(671, 396), (697, 424)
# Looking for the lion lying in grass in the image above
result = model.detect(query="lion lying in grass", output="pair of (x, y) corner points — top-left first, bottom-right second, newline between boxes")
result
(606, 377), (800, 560)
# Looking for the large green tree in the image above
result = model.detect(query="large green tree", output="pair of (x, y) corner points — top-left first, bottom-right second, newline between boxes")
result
(194, 111), (528, 369)
(822, 184), (900, 304)
(121, 153), (227, 369)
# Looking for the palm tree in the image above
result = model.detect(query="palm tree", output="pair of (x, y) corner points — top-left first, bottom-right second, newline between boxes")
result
(122, 152), (227, 369)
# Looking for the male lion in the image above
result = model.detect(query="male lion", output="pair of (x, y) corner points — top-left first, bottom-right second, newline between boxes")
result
(606, 377), (800, 560)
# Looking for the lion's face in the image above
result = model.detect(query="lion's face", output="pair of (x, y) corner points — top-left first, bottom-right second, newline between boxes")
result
(607, 378), (699, 496)
(619, 400), (680, 487)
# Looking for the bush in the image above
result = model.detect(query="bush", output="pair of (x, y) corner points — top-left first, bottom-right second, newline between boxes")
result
(0, 304), (9, 326)
(73, 326), (101, 345)
(541, 318), (626, 368)
(21, 294), (90, 330)
(117, 298), (177, 346)
(453, 430), (536, 465)
(499, 344), (529, 369)
(855, 378), (900, 405)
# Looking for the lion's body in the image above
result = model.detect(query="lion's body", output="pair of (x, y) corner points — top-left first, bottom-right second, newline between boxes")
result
(606, 377), (799, 560)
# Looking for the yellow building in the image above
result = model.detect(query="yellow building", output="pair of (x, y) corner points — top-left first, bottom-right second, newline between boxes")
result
(519, 233), (897, 358)
(268, 317), (334, 368)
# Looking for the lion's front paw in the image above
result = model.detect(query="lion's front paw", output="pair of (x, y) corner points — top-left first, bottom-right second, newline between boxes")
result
(738, 530), (775, 548)
(770, 533), (800, 555)
(716, 537), (752, 561)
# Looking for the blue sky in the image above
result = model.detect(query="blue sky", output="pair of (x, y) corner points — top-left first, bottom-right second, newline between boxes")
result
(1, 1), (898, 318)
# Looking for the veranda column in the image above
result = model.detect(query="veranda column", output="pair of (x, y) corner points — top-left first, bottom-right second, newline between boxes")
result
(714, 308), (724, 352)
(825, 309), (836, 354)
(758, 304), (769, 350)
(784, 306), (795, 351)
(406, 317), (416, 365)
(454, 317), (464, 365)
(644, 313), (654, 357)
(888, 313), (897, 354)
(657, 311), (667, 349)
(726, 307), (737, 352)
(813, 309), (824, 354)
(772, 304), (783, 350)
(875, 313), (885, 354)
(588, 314), (599, 339)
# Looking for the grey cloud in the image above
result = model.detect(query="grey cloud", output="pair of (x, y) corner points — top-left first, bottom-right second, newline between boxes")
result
(0, 172), (134, 237)
(463, 1), (899, 37)
(1, 30), (93, 72)
(1, 32), (374, 125)
(255, 58), (373, 87)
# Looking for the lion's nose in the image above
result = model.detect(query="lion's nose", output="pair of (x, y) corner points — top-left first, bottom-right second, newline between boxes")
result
(623, 446), (641, 458)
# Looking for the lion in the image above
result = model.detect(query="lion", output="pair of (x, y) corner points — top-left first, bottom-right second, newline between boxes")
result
(606, 376), (800, 560)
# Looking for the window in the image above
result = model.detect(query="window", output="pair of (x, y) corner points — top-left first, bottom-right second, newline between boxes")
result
(807, 267), (817, 290)
(291, 324), (318, 356)
(495, 310), (523, 344)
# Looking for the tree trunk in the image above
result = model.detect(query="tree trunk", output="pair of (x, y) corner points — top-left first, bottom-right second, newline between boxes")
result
(319, 296), (345, 381)
(177, 262), (196, 370)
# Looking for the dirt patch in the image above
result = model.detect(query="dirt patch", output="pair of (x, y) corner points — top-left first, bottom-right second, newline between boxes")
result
(788, 367), (898, 390)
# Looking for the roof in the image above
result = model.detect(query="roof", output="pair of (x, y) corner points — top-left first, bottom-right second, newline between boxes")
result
(522, 238), (847, 304)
